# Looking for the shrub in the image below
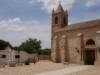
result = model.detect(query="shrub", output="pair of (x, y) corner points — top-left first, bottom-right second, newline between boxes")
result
(24, 59), (30, 65)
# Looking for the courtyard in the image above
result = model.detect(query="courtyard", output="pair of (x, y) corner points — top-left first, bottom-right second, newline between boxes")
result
(0, 60), (100, 75)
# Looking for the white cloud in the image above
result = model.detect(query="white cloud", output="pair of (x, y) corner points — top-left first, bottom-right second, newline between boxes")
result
(0, 18), (51, 48)
(37, 0), (75, 13)
(0, 18), (26, 32)
(7, 25), (26, 32)
(28, 0), (36, 5)
(86, 0), (100, 7)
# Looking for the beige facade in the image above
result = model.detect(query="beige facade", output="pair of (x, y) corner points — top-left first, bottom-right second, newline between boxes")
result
(51, 3), (100, 65)
(0, 47), (37, 64)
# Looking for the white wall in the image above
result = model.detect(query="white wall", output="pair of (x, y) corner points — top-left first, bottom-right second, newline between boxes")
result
(0, 47), (37, 64)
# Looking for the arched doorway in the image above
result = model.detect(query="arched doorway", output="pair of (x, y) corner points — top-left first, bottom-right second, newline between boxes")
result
(84, 39), (95, 65)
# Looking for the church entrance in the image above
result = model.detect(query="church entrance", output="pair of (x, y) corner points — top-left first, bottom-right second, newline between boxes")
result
(84, 50), (95, 65)
(83, 39), (96, 65)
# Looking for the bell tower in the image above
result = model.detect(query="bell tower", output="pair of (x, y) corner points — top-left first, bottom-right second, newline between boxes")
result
(52, 2), (68, 31)
(51, 3), (68, 62)
(51, 2), (68, 43)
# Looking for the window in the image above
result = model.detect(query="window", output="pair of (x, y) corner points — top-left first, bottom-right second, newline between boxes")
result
(63, 17), (66, 24)
(55, 16), (58, 24)
(15, 55), (20, 59)
(2, 55), (6, 58)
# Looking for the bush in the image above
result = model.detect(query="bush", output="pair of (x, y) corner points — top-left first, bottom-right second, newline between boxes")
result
(24, 59), (30, 65)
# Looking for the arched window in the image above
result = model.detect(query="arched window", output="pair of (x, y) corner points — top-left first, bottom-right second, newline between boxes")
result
(55, 16), (58, 24)
(86, 39), (95, 45)
(63, 17), (66, 24)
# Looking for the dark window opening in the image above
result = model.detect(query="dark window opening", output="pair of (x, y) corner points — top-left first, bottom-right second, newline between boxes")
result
(86, 39), (95, 45)
(64, 17), (66, 24)
(15, 55), (20, 59)
(55, 16), (58, 24)
(2, 55), (6, 58)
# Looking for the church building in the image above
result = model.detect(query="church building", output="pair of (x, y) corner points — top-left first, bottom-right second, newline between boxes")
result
(51, 3), (100, 65)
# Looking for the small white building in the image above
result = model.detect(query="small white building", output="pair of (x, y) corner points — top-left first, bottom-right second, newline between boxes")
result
(0, 47), (37, 64)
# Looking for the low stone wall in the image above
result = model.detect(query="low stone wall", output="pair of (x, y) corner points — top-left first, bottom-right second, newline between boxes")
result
(39, 55), (51, 60)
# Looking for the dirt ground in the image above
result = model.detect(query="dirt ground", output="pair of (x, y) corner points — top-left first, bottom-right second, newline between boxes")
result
(0, 60), (100, 75)
(0, 60), (76, 75)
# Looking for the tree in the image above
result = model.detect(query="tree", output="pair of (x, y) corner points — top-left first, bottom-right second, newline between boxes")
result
(19, 38), (41, 54)
(0, 40), (11, 49)
(40, 48), (51, 55)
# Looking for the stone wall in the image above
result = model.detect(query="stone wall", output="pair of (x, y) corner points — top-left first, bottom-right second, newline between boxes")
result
(52, 24), (100, 65)
(67, 26), (100, 64)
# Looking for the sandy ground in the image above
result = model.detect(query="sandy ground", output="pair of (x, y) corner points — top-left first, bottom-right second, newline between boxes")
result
(0, 60), (76, 75)
(0, 60), (100, 75)
(35, 65), (93, 75)
(67, 66), (100, 75)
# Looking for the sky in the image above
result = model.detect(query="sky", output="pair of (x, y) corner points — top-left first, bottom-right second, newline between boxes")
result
(0, 0), (100, 48)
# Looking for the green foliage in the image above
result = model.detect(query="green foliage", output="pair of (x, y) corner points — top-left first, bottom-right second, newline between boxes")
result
(19, 38), (41, 54)
(39, 48), (51, 55)
(0, 39), (51, 56)
(0, 40), (11, 49)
